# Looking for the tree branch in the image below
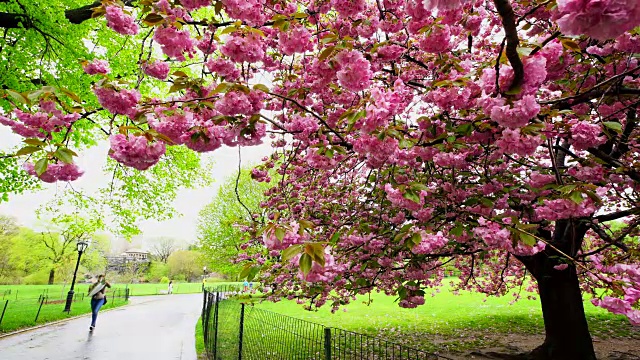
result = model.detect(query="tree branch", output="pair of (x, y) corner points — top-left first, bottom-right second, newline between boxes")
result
(493, 0), (524, 92)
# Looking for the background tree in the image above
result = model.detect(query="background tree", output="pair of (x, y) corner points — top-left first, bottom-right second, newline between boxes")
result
(197, 168), (270, 279)
(167, 250), (204, 282)
(149, 237), (177, 263)
(0, 215), (18, 280)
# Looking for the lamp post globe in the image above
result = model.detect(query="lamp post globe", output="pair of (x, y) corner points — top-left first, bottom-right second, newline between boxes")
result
(63, 240), (89, 313)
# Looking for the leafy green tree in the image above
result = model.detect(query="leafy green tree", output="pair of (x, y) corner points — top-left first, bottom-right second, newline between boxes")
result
(197, 169), (270, 279)
(145, 260), (170, 282)
(0, 215), (19, 280)
(167, 250), (204, 282)
(0, 0), (212, 236)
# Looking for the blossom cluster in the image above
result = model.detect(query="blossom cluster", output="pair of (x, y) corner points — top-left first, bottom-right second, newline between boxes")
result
(23, 162), (84, 183)
(83, 60), (110, 75)
(109, 134), (166, 170)
(105, 6), (139, 35)
(93, 87), (140, 119)
(0, 101), (80, 138)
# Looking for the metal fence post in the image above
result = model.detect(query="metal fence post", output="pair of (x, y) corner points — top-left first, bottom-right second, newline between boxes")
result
(35, 297), (45, 322)
(324, 328), (332, 360)
(203, 292), (210, 346)
(238, 303), (245, 360)
(213, 292), (219, 360)
(0, 300), (8, 327)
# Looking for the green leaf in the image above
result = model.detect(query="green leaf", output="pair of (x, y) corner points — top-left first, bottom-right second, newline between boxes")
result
(602, 121), (622, 132)
(569, 191), (584, 204)
(275, 227), (285, 242)
(299, 219), (315, 230)
(247, 266), (260, 282)
(410, 232), (422, 247)
(282, 244), (302, 261)
(299, 253), (312, 275)
(143, 13), (165, 26)
(402, 189), (420, 204)
(54, 148), (75, 164)
(5, 89), (29, 104)
(253, 84), (270, 93)
(519, 232), (536, 246)
(450, 223), (464, 237)
(23, 138), (46, 146)
(561, 39), (582, 53)
(15, 146), (41, 156)
(238, 263), (253, 279)
(34, 158), (48, 176)
(330, 231), (341, 243)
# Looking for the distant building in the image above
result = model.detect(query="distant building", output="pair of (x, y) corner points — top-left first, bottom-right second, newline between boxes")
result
(107, 249), (151, 273)
(122, 249), (149, 261)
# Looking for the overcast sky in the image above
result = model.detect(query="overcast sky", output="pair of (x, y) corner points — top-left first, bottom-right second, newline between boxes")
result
(0, 126), (272, 246)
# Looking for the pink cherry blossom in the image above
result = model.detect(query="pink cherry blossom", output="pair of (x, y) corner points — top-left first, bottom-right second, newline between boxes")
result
(571, 121), (606, 151)
(221, 0), (266, 26)
(105, 6), (139, 35)
(153, 26), (195, 60)
(423, 0), (470, 11)
(335, 50), (372, 92)
(143, 61), (170, 80)
(556, 0), (640, 40)
(331, 0), (366, 17)
(495, 128), (543, 156)
(94, 87), (140, 119)
(220, 32), (265, 63)
(179, 0), (210, 10)
(489, 95), (540, 128)
(205, 58), (241, 81)
(23, 162), (84, 183)
(278, 26), (313, 55)
(109, 134), (166, 170)
(83, 60), (110, 75)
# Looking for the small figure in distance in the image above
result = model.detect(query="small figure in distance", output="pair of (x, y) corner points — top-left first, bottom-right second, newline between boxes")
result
(168, 280), (173, 295)
(202, 277), (207, 292)
(87, 274), (111, 332)
(243, 280), (249, 292)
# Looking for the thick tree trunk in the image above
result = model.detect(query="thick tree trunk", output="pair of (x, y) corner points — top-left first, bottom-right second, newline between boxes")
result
(528, 263), (596, 360)
(48, 269), (55, 285)
(515, 219), (596, 360)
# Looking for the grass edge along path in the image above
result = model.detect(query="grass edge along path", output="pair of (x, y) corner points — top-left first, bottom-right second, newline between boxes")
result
(195, 317), (206, 359)
(252, 286), (639, 354)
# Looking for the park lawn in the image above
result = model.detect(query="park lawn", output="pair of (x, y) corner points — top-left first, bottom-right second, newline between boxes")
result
(0, 294), (127, 333)
(0, 281), (239, 334)
(252, 285), (638, 353)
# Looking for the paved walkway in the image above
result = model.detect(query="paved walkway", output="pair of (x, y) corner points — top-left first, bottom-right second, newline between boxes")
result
(0, 294), (202, 360)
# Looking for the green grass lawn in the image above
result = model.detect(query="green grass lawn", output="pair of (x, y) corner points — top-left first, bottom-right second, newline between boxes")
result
(0, 281), (242, 334)
(247, 285), (638, 353)
(0, 292), (127, 333)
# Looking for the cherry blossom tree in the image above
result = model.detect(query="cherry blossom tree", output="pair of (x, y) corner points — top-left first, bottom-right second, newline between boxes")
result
(2, 0), (640, 358)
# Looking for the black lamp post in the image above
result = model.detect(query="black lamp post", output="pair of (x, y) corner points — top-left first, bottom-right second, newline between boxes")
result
(63, 240), (89, 313)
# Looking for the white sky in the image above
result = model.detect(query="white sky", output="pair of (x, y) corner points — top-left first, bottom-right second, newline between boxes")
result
(0, 126), (272, 246)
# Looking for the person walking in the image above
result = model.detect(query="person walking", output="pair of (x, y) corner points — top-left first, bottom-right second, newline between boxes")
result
(87, 274), (110, 332)
(168, 280), (173, 294)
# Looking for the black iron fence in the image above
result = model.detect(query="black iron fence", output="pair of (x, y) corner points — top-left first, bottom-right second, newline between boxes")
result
(202, 287), (448, 360)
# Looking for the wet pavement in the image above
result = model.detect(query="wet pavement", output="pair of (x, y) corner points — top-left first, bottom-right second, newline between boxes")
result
(0, 294), (202, 360)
